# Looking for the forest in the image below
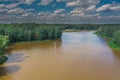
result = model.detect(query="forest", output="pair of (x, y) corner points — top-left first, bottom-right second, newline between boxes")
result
(96, 24), (120, 49)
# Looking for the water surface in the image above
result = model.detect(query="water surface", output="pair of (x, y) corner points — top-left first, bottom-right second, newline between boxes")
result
(0, 31), (120, 80)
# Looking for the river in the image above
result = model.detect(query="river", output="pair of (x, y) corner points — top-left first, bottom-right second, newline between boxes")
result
(0, 31), (120, 80)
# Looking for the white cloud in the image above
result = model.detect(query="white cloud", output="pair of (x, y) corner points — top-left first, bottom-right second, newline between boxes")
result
(110, 6), (120, 10)
(86, 5), (96, 11)
(70, 7), (82, 14)
(8, 8), (24, 14)
(22, 13), (30, 17)
(24, 0), (35, 5)
(0, 4), (5, 8)
(6, 2), (21, 9)
(57, 0), (73, 2)
(57, 0), (65, 2)
(66, 1), (79, 7)
(22, 13), (29, 17)
(54, 9), (64, 14)
(39, 0), (53, 5)
(66, 0), (100, 7)
(38, 12), (48, 16)
(96, 4), (111, 12)
(70, 7), (100, 18)
(46, 9), (65, 19)
(109, 4), (120, 11)
(88, 0), (100, 4)
(96, 3), (120, 12)
(2, 0), (35, 5)
(37, 9), (65, 21)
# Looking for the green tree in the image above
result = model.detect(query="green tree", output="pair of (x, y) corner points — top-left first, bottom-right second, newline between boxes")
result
(0, 35), (9, 64)
(113, 30), (120, 45)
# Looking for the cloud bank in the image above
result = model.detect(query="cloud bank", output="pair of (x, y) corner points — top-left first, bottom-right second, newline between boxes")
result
(0, 0), (119, 24)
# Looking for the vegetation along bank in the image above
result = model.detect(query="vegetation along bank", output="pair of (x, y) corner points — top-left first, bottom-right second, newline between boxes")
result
(96, 24), (120, 50)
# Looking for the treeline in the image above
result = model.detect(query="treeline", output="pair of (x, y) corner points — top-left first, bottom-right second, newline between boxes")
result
(0, 23), (63, 43)
(62, 24), (99, 30)
(0, 23), (100, 43)
(97, 24), (120, 48)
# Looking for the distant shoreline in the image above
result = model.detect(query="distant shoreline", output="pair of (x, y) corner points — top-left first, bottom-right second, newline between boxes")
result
(63, 29), (95, 32)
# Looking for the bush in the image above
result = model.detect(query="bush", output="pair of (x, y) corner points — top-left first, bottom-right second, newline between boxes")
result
(113, 30), (120, 45)
(0, 35), (9, 64)
(0, 55), (8, 64)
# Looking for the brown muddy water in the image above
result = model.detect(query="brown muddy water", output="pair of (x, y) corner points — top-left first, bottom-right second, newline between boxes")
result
(0, 31), (120, 80)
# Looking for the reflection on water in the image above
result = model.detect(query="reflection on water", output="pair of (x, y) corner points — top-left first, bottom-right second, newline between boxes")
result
(0, 31), (120, 80)
(62, 31), (106, 45)
(8, 40), (62, 51)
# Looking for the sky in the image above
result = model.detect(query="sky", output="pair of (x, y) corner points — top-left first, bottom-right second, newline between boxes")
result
(0, 0), (120, 24)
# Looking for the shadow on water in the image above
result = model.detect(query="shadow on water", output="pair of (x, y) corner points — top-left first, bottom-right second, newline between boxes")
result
(6, 53), (29, 63)
(0, 65), (20, 77)
(7, 40), (62, 51)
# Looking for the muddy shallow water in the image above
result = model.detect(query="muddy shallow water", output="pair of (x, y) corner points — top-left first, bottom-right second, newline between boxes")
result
(0, 31), (120, 80)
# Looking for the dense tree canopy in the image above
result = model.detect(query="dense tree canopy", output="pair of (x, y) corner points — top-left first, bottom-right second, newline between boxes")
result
(0, 23), (63, 43)
(97, 24), (120, 47)
(0, 23), (99, 43)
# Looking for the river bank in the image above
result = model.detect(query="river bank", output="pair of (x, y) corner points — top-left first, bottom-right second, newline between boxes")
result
(95, 32), (120, 50)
